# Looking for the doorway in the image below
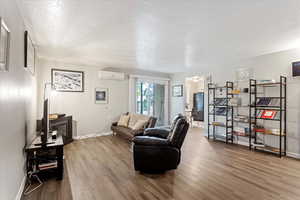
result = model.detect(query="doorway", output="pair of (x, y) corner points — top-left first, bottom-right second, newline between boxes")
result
(185, 76), (205, 127)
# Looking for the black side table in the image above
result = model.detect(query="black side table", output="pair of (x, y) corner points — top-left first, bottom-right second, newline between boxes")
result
(25, 135), (64, 180)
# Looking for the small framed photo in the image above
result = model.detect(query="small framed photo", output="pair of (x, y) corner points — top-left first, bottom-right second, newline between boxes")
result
(95, 88), (108, 104)
(0, 18), (10, 72)
(172, 85), (183, 97)
(51, 69), (84, 92)
(24, 31), (35, 75)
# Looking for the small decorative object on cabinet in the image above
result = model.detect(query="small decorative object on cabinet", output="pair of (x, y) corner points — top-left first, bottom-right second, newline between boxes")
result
(0, 17), (10, 72)
(249, 76), (287, 157)
(24, 31), (35, 75)
(207, 81), (234, 143)
(51, 69), (84, 92)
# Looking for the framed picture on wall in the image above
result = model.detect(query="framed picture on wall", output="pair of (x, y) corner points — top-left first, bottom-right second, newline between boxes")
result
(51, 69), (84, 92)
(172, 85), (183, 97)
(95, 88), (108, 104)
(24, 31), (35, 75)
(0, 18), (10, 72)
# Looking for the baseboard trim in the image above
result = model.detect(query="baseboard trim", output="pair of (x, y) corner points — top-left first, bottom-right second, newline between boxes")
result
(287, 152), (300, 159)
(15, 175), (26, 200)
(73, 131), (113, 140)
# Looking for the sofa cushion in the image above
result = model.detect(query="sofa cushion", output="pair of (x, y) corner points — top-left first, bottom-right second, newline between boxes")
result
(117, 115), (130, 127)
(128, 113), (150, 129)
(131, 119), (148, 130)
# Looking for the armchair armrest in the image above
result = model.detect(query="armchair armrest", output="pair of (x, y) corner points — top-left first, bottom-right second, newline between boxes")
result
(133, 136), (170, 146)
(144, 128), (170, 139)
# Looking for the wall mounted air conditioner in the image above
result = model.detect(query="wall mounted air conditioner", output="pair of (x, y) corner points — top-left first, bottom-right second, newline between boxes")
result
(98, 71), (126, 80)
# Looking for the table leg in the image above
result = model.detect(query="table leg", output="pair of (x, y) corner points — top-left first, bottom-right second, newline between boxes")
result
(56, 146), (64, 180)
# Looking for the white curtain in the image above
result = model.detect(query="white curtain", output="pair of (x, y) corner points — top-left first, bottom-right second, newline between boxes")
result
(128, 76), (137, 113)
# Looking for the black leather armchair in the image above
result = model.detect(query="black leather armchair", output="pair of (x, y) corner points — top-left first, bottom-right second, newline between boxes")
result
(133, 117), (189, 172)
(143, 113), (184, 139)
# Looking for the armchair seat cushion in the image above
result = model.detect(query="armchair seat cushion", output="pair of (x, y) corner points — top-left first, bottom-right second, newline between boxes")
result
(133, 136), (170, 146)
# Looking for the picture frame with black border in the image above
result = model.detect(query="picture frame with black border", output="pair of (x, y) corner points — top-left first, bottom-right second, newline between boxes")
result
(24, 31), (35, 75)
(51, 68), (84, 92)
(95, 88), (108, 104)
(172, 85), (183, 97)
(0, 17), (10, 72)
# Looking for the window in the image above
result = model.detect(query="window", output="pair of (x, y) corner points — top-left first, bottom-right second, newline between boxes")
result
(136, 81), (165, 126)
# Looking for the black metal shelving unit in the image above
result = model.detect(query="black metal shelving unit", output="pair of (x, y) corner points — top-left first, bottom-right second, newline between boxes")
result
(229, 81), (253, 149)
(208, 81), (234, 143)
(249, 76), (287, 157)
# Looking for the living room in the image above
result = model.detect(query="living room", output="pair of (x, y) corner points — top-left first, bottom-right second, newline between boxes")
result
(1, 0), (300, 200)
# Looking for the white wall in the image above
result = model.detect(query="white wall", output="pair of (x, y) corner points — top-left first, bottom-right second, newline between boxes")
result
(36, 58), (129, 137)
(170, 48), (300, 157)
(0, 0), (37, 199)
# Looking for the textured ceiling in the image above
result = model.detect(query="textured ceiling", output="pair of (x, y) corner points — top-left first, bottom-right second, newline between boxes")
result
(18, 0), (300, 72)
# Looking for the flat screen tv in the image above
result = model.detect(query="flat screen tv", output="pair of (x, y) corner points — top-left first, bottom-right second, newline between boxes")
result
(41, 98), (49, 146)
(292, 61), (300, 77)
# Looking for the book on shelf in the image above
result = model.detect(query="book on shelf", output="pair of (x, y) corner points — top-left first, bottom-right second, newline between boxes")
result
(211, 122), (225, 126)
(38, 160), (58, 170)
(233, 115), (249, 123)
(260, 110), (277, 119)
(39, 165), (58, 171)
(255, 97), (281, 107)
(257, 80), (276, 84)
(233, 127), (249, 136)
(256, 97), (272, 106)
(228, 98), (241, 106)
(210, 107), (231, 115)
(269, 98), (280, 106)
(253, 127), (284, 136)
(251, 143), (265, 147)
(214, 98), (228, 106)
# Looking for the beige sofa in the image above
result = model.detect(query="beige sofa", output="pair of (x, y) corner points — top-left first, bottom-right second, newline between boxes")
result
(111, 113), (157, 140)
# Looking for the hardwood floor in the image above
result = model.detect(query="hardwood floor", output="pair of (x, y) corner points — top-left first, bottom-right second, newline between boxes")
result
(22, 128), (300, 200)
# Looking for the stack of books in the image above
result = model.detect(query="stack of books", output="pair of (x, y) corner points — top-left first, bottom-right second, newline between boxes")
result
(38, 160), (57, 171)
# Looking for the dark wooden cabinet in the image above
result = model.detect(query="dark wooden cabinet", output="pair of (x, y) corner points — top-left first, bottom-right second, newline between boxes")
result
(37, 115), (73, 145)
(50, 116), (73, 145)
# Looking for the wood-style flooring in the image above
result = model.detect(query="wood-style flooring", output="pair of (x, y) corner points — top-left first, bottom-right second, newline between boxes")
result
(22, 128), (300, 200)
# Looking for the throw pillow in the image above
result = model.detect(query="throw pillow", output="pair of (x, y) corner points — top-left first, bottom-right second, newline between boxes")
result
(117, 115), (130, 127)
(131, 120), (148, 130)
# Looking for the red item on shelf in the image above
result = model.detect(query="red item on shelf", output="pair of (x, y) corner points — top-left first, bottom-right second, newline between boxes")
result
(261, 110), (277, 119)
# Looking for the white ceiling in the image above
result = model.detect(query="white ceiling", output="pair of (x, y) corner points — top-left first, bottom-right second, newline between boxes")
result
(18, 0), (300, 73)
